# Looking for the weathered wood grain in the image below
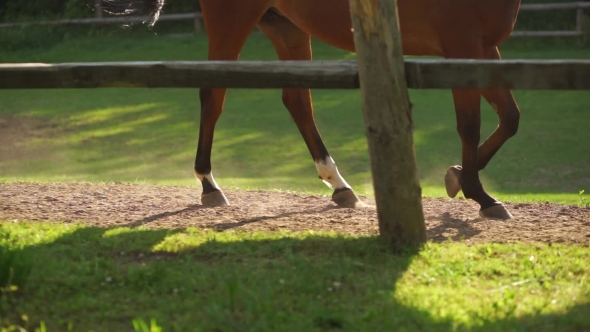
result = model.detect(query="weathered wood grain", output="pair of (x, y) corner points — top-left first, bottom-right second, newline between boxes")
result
(1, 60), (590, 90)
(0, 61), (359, 89)
(350, 0), (426, 247)
(404, 59), (590, 90)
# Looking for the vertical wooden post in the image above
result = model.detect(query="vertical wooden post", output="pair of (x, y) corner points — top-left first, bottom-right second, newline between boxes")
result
(194, 14), (203, 34)
(576, 8), (585, 46)
(575, 8), (584, 33)
(349, 0), (426, 248)
(94, 0), (103, 19)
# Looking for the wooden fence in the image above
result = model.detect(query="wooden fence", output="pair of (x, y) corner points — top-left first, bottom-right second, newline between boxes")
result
(1, 59), (590, 90)
(0, 13), (205, 33)
(0, 2), (588, 37)
(513, 2), (590, 37)
(1, 23), (588, 243)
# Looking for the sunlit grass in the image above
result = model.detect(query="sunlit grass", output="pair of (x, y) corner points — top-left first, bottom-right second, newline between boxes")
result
(1, 222), (588, 331)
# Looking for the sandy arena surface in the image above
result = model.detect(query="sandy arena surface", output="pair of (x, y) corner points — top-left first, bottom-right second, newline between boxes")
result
(1, 182), (588, 244)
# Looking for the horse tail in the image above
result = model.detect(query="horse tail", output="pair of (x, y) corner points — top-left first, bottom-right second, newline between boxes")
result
(101, 0), (166, 27)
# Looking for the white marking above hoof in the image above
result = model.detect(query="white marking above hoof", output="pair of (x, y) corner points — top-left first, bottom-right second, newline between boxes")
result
(315, 156), (351, 190)
(194, 170), (221, 190)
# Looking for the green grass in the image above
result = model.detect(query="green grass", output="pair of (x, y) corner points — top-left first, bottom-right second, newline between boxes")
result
(1, 222), (589, 331)
(1, 34), (590, 204)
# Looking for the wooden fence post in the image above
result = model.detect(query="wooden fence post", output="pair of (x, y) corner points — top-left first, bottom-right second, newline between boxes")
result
(194, 14), (203, 34)
(576, 7), (585, 46)
(94, 0), (103, 19)
(349, 0), (426, 248)
(575, 8), (585, 33)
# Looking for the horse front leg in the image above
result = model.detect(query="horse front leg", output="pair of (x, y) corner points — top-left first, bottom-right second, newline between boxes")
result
(281, 88), (361, 207)
(195, 2), (268, 206)
(194, 87), (230, 206)
(258, 15), (362, 208)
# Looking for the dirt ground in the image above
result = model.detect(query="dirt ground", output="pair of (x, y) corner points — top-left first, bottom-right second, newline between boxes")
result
(0, 182), (588, 244)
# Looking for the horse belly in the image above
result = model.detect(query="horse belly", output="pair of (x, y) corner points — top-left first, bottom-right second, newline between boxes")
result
(275, 0), (356, 52)
(275, 0), (442, 56)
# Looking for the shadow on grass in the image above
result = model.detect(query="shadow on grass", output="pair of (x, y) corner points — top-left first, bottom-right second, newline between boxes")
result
(2, 225), (588, 331)
(477, 301), (590, 332)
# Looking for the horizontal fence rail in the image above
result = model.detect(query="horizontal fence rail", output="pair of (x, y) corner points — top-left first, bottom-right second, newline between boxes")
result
(514, 2), (590, 37)
(519, 2), (590, 10)
(0, 13), (202, 28)
(1, 60), (590, 90)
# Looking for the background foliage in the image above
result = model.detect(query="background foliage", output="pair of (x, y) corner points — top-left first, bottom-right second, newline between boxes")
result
(0, 0), (588, 55)
(0, 0), (586, 30)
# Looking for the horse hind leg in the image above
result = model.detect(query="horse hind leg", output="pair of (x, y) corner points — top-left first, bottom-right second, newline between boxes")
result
(441, 40), (513, 219)
(257, 11), (362, 208)
(195, 3), (268, 207)
(445, 47), (519, 219)
(478, 47), (521, 169)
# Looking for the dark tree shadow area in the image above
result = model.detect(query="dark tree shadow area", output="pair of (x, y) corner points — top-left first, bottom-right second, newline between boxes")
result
(1, 226), (588, 332)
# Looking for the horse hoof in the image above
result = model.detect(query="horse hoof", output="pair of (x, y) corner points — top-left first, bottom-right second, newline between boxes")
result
(201, 190), (230, 207)
(332, 188), (363, 208)
(479, 204), (513, 220)
(444, 165), (462, 198)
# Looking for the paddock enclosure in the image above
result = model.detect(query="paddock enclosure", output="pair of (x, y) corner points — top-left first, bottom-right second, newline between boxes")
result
(1, 0), (589, 243)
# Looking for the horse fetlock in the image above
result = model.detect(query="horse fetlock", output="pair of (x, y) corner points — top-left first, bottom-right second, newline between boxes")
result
(460, 188), (479, 201)
(460, 182), (486, 201)
(315, 157), (350, 190)
(194, 171), (228, 206)
(504, 110), (520, 138)
(194, 171), (222, 194)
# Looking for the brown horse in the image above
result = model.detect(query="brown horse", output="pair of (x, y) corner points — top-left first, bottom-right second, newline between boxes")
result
(103, 0), (522, 219)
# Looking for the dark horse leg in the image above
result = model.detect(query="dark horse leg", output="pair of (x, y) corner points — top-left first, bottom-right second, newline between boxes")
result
(445, 47), (521, 205)
(257, 9), (362, 208)
(442, 43), (514, 219)
(444, 46), (520, 218)
(478, 48), (521, 169)
(195, 2), (268, 206)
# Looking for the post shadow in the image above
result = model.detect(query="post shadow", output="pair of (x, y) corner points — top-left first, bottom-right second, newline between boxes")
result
(2, 225), (588, 331)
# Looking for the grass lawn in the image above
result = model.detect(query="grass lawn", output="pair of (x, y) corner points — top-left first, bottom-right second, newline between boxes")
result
(0, 33), (589, 204)
(1, 222), (589, 331)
